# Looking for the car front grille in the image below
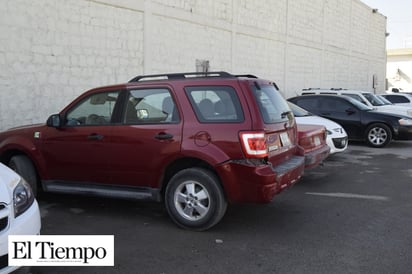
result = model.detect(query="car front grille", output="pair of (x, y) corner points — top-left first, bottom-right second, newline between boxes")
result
(332, 137), (348, 149)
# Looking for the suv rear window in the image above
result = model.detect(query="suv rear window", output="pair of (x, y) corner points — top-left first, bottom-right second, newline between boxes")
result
(252, 85), (291, 124)
(185, 86), (244, 123)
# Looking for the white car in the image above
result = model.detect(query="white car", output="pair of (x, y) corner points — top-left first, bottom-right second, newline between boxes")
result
(381, 93), (412, 108)
(0, 163), (41, 274)
(301, 89), (412, 117)
(289, 102), (348, 154)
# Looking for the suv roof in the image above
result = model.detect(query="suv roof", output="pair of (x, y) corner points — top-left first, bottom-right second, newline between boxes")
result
(129, 71), (255, 82)
(126, 71), (281, 91)
(301, 88), (371, 94)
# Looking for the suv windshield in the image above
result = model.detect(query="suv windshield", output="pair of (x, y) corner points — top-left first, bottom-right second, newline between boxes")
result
(252, 84), (291, 123)
(377, 95), (393, 105)
(362, 93), (386, 106)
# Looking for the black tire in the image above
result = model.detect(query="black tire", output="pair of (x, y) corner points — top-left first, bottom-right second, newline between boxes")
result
(365, 123), (392, 148)
(165, 168), (227, 231)
(8, 155), (38, 196)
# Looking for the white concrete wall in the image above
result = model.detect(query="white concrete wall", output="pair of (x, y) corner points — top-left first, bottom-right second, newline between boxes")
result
(0, 0), (387, 131)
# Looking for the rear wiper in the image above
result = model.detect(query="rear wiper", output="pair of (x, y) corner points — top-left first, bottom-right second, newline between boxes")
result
(281, 110), (292, 118)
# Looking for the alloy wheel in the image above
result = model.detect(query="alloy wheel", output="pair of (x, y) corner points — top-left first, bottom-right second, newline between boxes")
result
(174, 180), (210, 221)
(368, 127), (388, 146)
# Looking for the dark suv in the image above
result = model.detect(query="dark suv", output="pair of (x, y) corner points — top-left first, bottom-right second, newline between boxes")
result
(0, 72), (305, 230)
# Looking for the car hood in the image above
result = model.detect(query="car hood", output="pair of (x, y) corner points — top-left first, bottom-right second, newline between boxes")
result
(0, 164), (20, 204)
(295, 115), (345, 132)
(7, 123), (44, 131)
(0, 123), (46, 140)
(375, 105), (412, 117)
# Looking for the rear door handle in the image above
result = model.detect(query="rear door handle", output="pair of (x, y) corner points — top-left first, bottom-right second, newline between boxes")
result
(154, 133), (173, 140)
(88, 134), (104, 140)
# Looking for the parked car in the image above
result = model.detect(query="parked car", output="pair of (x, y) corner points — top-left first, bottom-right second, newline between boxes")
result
(381, 93), (412, 108)
(301, 88), (412, 117)
(289, 102), (348, 154)
(288, 94), (412, 148)
(296, 124), (330, 168)
(0, 72), (305, 231)
(0, 163), (41, 274)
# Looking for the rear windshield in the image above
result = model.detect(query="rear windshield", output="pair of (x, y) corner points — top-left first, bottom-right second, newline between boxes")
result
(252, 84), (291, 124)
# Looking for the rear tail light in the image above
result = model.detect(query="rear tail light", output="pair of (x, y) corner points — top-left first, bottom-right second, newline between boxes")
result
(239, 132), (268, 158)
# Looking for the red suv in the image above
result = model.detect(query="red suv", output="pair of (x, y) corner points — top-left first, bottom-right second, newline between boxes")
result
(0, 72), (305, 230)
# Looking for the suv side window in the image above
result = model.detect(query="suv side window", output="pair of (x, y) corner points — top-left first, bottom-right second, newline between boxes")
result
(125, 88), (179, 124)
(66, 91), (120, 126)
(185, 86), (244, 123)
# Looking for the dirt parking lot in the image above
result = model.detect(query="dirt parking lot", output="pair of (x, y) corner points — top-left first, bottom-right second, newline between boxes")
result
(25, 141), (412, 274)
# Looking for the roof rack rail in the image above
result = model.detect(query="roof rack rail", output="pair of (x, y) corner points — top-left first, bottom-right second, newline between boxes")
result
(128, 71), (235, 82)
(330, 88), (347, 90)
(234, 74), (258, 78)
(302, 88), (320, 91)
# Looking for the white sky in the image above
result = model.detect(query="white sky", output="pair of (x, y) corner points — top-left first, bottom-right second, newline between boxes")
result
(360, 0), (412, 49)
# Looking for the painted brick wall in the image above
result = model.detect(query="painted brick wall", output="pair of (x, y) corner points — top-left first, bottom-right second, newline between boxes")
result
(0, 0), (386, 131)
(0, 0), (144, 130)
(149, 15), (232, 73)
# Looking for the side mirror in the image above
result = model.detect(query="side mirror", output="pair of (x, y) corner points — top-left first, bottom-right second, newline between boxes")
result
(345, 108), (356, 115)
(47, 114), (62, 128)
